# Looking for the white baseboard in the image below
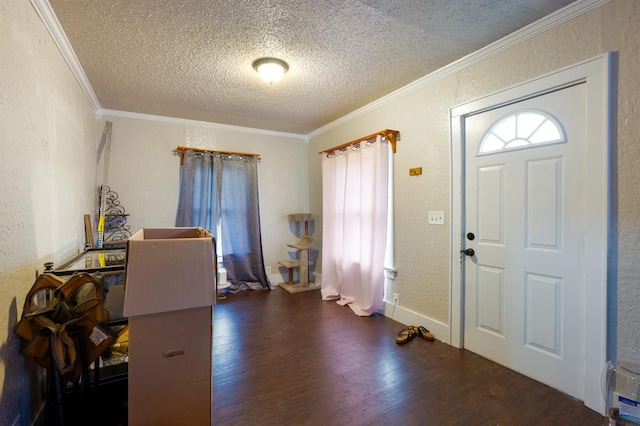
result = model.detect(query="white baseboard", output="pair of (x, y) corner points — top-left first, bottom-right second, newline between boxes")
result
(379, 301), (450, 345)
(268, 273), (286, 287)
(269, 277), (449, 343)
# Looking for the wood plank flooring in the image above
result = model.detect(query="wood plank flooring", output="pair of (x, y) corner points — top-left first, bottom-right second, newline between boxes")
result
(213, 288), (605, 425)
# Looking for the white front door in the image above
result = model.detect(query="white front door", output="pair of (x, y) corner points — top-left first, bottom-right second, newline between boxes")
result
(463, 83), (587, 399)
(450, 54), (610, 413)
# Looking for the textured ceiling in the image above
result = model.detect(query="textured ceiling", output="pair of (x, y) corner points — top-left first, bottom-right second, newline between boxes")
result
(48, 0), (576, 134)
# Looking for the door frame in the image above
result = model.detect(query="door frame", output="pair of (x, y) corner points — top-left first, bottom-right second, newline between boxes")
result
(449, 53), (612, 413)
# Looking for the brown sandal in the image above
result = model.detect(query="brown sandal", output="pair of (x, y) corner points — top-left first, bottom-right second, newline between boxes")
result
(417, 325), (434, 341)
(408, 325), (435, 341)
(395, 328), (416, 345)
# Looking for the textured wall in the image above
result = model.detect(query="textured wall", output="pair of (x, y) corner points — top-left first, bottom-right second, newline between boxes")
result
(102, 115), (310, 278)
(308, 80), (453, 323)
(308, 0), (639, 361)
(605, 0), (640, 363)
(0, 0), (99, 424)
(3, 3), (639, 424)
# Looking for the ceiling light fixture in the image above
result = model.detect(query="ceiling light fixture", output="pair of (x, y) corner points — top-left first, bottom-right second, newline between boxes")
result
(252, 57), (289, 83)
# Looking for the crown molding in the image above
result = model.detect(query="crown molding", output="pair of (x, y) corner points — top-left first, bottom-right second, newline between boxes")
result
(31, 0), (307, 141)
(306, 0), (610, 139)
(98, 109), (307, 141)
(30, 0), (101, 111)
(32, 0), (608, 141)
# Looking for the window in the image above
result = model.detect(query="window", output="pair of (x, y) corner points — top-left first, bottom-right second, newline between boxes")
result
(478, 109), (566, 155)
(175, 150), (269, 288)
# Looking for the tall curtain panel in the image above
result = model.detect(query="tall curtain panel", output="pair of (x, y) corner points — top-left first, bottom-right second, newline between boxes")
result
(176, 151), (270, 291)
(321, 136), (389, 316)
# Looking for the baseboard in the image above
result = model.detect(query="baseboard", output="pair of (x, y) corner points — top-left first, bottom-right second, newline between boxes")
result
(379, 301), (450, 345)
(268, 273), (284, 287)
(268, 278), (450, 344)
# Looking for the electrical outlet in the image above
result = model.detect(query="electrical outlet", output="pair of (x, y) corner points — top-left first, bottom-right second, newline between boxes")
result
(428, 211), (445, 225)
(266, 266), (272, 275)
(392, 292), (399, 305)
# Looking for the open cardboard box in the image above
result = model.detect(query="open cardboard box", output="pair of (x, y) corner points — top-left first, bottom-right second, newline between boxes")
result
(124, 227), (216, 316)
(124, 227), (216, 426)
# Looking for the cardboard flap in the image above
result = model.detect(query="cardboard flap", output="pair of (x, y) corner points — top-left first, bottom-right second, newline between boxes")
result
(124, 228), (216, 317)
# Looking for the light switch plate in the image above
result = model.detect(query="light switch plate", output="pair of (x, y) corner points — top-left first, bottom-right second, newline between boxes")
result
(428, 211), (445, 225)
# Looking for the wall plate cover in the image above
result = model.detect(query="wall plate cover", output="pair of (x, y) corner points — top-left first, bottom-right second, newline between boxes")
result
(428, 211), (445, 225)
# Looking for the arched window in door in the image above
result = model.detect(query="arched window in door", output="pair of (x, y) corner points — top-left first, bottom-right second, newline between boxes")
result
(478, 109), (566, 155)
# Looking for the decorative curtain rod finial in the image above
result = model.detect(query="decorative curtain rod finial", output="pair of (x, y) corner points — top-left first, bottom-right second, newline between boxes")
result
(319, 129), (400, 155)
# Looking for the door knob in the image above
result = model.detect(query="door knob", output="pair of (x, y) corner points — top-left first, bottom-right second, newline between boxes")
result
(462, 248), (475, 257)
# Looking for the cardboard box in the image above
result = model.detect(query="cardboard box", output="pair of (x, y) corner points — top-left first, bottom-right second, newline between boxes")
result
(124, 227), (216, 317)
(128, 307), (213, 426)
(124, 227), (216, 426)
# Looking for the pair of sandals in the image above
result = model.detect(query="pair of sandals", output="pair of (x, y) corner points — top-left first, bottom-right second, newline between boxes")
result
(396, 325), (434, 345)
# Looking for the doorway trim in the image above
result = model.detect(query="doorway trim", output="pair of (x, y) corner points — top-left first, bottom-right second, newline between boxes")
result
(449, 53), (611, 413)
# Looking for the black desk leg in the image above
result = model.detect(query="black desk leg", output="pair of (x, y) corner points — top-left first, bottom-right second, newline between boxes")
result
(45, 333), (66, 426)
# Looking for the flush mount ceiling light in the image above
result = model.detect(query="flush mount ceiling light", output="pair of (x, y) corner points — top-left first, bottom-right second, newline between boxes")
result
(252, 57), (289, 83)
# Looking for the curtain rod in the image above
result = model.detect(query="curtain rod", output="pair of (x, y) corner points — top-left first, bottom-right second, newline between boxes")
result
(174, 146), (260, 165)
(318, 129), (400, 155)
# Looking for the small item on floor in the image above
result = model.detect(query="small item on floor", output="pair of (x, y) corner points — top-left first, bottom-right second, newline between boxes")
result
(410, 325), (435, 341)
(395, 327), (416, 345)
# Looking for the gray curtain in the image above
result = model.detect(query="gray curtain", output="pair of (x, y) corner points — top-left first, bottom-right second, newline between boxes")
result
(176, 151), (270, 291)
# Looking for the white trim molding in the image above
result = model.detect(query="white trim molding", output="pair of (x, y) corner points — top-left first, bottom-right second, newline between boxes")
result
(449, 53), (611, 414)
(380, 301), (450, 345)
(307, 0), (610, 139)
(33, 0), (608, 140)
(98, 109), (307, 141)
(30, 0), (101, 111)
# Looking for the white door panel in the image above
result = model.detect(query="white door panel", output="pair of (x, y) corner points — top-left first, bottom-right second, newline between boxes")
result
(464, 83), (586, 399)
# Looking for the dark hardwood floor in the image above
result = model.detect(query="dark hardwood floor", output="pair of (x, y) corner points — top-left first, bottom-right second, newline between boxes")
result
(213, 287), (605, 426)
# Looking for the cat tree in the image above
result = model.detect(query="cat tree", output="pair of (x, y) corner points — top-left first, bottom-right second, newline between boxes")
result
(278, 213), (320, 293)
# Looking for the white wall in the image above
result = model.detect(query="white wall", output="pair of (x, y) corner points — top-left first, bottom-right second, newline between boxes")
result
(2, 1), (640, 424)
(101, 114), (310, 281)
(0, 1), (100, 424)
(308, 0), (640, 363)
